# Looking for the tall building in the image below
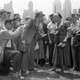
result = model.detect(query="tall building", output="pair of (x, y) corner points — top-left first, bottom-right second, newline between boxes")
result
(63, 0), (72, 19)
(53, 0), (62, 14)
(23, 1), (35, 19)
(4, 0), (14, 14)
(3, 0), (14, 19)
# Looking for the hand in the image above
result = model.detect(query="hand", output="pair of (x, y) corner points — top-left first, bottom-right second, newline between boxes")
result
(22, 40), (26, 44)
(61, 43), (65, 47)
(34, 42), (39, 51)
(18, 25), (24, 33)
(54, 31), (58, 35)
(45, 41), (47, 44)
(58, 42), (63, 46)
(76, 30), (80, 34)
(41, 34), (47, 37)
(49, 40), (52, 44)
(20, 24), (26, 29)
(63, 38), (67, 42)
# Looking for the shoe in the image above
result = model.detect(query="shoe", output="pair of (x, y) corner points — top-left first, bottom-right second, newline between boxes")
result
(21, 71), (30, 76)
(61, 69), (64, 72)
(70, 67), (76, 72)
(9, 72), (20, 78)
(51, 68), (56, 71)
(49, 64), (53, 66)
(20, 76), (25, 80)
(29, 68), (36, 72)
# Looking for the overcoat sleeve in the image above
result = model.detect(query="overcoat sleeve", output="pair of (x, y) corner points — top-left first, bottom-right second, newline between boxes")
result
(0, 26), (23, 40)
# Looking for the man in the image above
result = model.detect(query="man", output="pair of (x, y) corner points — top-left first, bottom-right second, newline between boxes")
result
(41, 16), (48, 62)
(20, 18), (36, 78)
(20, 12), (45, 78)
(0, 9), (25, 74)
(11, 14), (22, 50)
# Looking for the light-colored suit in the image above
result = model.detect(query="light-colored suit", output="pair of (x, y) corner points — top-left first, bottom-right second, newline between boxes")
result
(0, 26), (23, 63)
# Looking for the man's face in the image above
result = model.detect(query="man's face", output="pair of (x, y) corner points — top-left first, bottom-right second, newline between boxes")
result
(1, 12), (10, 21)
(24, 18), (31, 24)
(35, 16), (44, 26)
(5, 23), (12, 30)
(53, 15), (61, 24)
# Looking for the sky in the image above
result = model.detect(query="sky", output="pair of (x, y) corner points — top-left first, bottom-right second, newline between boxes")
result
(0, 0), (80, 16)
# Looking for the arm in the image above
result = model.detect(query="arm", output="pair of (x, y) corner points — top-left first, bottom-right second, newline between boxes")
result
(63, 32), (69, 42)
(0, 25), (24, 40)
(9, 26), (24, 39)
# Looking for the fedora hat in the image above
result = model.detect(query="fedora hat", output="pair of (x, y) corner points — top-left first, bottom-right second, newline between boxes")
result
(35, 11), (45, 18)
(13, 14), (21, 21)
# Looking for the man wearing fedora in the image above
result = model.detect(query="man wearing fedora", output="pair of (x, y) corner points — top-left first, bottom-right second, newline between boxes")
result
(0, 9), (25, 74)
(20, 11), (45, 78)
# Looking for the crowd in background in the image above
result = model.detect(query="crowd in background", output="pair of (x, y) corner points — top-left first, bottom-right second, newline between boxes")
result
(0, 8), (80, 79)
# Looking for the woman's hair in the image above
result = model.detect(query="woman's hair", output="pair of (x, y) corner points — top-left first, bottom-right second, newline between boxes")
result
(4, 19), (12, 25)
(57, 13), (62, 19)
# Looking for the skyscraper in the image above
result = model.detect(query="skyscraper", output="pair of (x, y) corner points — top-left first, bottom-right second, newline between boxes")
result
(3, 0), (14, 19)
(63, 0), (72, 19)
(53, 0), (62, 14)
(23, 1), (34, 19)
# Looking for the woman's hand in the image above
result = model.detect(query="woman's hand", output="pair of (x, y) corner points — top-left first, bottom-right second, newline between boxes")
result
(61, 43), (65, 47)
(57, 42), (63, 46)
(57, 42), (65, 47)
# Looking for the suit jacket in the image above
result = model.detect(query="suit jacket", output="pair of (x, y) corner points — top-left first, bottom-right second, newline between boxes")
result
(23, 20), (37, 44)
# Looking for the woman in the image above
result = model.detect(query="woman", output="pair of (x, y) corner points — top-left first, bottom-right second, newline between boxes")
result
(34, 12), (45, 66)
(52, 13), (71, 71)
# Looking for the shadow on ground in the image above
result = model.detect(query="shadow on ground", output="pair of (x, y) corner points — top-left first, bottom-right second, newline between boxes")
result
(56, 71), (80, 79)
(0, 70), (80, 80)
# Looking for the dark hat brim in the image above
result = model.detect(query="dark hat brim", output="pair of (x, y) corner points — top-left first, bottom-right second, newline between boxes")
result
(35, 12), (45, 18)
(13, 17), (21, 21)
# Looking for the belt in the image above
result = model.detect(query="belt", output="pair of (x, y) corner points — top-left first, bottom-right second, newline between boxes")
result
(0, 46), (4, 63)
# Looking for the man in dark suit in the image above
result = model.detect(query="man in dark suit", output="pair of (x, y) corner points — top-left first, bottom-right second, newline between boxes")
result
(20, 12), (45, 78)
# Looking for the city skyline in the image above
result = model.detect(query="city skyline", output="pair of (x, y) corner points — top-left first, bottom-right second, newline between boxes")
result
(0, 0), (80, 16)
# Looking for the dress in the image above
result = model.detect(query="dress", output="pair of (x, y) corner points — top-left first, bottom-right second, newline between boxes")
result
(34, 23), (45, 63)
(53, 25), (71, 69)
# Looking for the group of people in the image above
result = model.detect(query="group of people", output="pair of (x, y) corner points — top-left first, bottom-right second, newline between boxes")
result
(0, 9), (80, 79)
